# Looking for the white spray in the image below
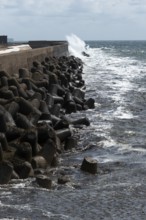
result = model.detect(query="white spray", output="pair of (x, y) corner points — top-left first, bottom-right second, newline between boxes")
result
(66, 34), (89, 58)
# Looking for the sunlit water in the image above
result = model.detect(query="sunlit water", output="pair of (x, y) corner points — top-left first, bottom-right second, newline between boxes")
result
(1, 36), (146, 219)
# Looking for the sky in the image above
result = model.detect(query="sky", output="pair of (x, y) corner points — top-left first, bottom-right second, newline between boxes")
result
(0, 0), (146, 41)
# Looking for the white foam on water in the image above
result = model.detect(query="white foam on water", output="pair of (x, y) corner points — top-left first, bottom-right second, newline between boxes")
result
(42, 211), (78, 220)
(66, 35), (146, 155)
(113, 106), (134, 119)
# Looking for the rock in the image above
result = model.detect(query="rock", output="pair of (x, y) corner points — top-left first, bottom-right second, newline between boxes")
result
(58, 175), (70, 184)
(82, 51), (90, 57)
(0, 88), (14, 99)
(0, 54), (95, 185)
(0, 112), (7, 132)
(0, 70), (10, 79)
(51, 153), (58, 167)
(56, 128), (71, 142)
(65, 101), (77, 114)
(81, 157), (98, 174)
(19, 68), (30, 78)
(6, 126), (24, 142)
(31, 156), (48, 169)
(16, 97), (35, 115)
(0, 143), (3, 162)
(41, 139), (56, 165)
(9, 85), (19, 96)
(11, 170), (19, 179)
(0, 133), (9, 151)
(6, 101), (20, 118)
(64, 137), (77, 150)
(37, 123), (56, 144)
(71, 117), (90, 126)
(0, 76), (8, 87)
(0, 160), (13, 184)
(85, 98), (95, 109)
(36, 175), (52, 189)
(15, 142), (32, 162)
(20, 129), (39, 156)
(34, 169), (44, 175)
(50, 103), (61, 117)
(13, 159), (34, 179)
(15, 113), (33, 129)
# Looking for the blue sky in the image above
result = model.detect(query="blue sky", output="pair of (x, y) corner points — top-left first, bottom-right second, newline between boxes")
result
(0, 0), (146, 41)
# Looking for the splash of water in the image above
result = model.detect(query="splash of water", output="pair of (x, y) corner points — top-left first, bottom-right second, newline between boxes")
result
(66, 34), (88, 58)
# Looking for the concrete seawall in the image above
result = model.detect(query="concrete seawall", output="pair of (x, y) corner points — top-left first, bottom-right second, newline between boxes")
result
(0, 41), (68, 75)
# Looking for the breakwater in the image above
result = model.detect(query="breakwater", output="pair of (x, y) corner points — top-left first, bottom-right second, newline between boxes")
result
(0, 41), (68, 75)
(0, 44), (95, 187)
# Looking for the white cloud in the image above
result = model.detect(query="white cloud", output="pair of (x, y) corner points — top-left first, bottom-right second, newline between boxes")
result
(1, 0), (146, 17)
(0, 0), (74, 15)
(0, 0), (146, 40)
(79, 0), (146, 15)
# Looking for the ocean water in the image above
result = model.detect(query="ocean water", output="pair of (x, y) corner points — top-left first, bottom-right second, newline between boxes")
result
(1, 35), (146, 219)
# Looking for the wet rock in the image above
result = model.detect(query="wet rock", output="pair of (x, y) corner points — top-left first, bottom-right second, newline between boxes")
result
(84, 98), (95, 109)
(56, 128), (71, 142)
(34, 169), (45, 175)
(53, 118), (69, 130)
(71, 117), (90, 126)
(0, 144), (3, 162)
(37, 123), (56, 144)
(13, 159), (34, 179)
(51, 153), (59, 167)
(0, 160), (13, 184)
(11, 170), (19, 179)
(41, 139), (56, 165)
(50, 103), (61, 117)
(65, 101), (77, 114)
(81, 157), (98, 174)
(64, 137), (77, 150)
(58, 175), (70, 184)
(20, 129), (39, 156)
(36, 174), (52, 189)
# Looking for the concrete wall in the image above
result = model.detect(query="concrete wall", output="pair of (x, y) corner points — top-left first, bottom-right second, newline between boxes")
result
(28, 41), (67, 49)
(0, 42), (68, 75)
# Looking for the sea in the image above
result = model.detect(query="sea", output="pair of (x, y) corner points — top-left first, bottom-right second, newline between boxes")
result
(1, 35), (146, 219)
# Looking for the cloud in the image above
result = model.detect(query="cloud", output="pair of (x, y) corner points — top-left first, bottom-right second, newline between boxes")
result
(78, 0), (146, 16)
(0, 0), (146, 40)
(1, 0), (146, 17)
(0, 0), (74, 15)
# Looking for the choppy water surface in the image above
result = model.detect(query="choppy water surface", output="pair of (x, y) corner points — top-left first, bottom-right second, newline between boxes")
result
(1, 38), (146, 219)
